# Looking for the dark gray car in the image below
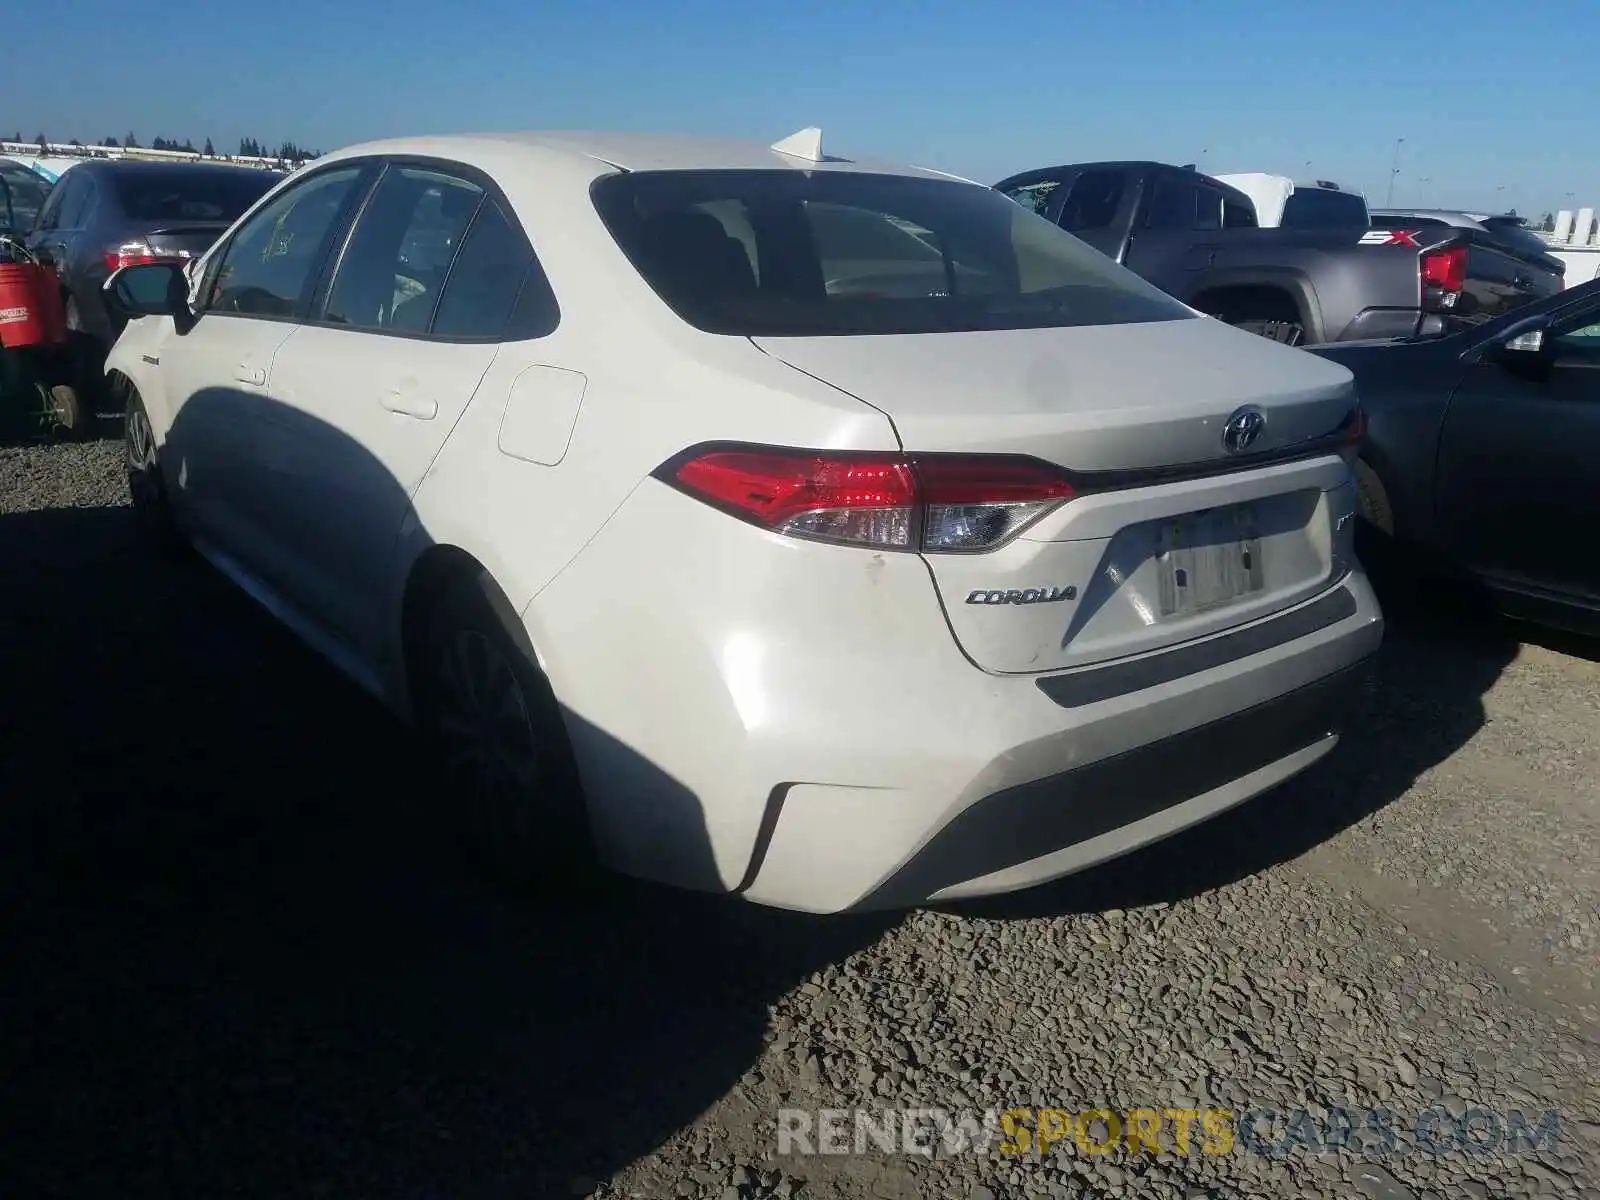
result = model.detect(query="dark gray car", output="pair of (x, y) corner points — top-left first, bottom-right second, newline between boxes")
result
(1310, 276), (1600, 636)
(25, 159), (282, 360)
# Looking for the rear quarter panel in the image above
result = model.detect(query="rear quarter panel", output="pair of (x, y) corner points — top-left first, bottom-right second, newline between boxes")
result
(1202, 229), (1430, 342)
(1308, 340), (1464, 543)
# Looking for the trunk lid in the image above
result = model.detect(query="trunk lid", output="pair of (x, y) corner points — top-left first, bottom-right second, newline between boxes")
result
(754, 316), (1361, 675)
(752, 315), (1355, 471)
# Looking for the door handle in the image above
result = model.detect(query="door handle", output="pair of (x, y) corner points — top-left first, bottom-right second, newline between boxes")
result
(234, 363), (266, 386)
(381, 389), (437, 420)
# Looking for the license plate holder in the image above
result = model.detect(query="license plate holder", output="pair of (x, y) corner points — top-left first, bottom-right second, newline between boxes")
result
(1157, 503), (1265, 618)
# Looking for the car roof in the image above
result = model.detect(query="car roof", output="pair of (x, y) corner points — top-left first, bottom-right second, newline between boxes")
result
(312, 130), (975, 183)
(79, 158), (283, 178)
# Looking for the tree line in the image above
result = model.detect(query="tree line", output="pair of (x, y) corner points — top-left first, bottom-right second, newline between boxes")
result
(10, 131), (321, 160)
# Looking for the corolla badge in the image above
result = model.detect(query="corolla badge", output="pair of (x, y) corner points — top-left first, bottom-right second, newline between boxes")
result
(1221, 405), (1267, 454)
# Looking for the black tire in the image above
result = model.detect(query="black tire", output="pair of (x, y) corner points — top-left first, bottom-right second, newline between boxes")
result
(411, 566), (600, 893)
(1232, 317), (1306, 346)
(123, 382), (186, 553)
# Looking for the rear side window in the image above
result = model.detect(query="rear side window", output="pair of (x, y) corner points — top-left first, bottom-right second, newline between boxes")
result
(1145, 180), (1223, 231)
(1223, 197), (1257, 229)
(592, 169), (1194, 337)
(1057, 170), (1124, 231)
(1280, 187), (1369, 228)
(110, 168), (282, 223)
(432, 197), (541, 339)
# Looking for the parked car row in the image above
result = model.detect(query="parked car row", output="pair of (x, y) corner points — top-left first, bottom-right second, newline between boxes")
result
(993, 159), (1565, 346)
(27, 126), (1597, 915)
(0, 158), (284, 397)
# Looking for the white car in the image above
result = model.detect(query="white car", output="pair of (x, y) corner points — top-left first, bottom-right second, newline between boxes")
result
(101, 128), (1383, 914)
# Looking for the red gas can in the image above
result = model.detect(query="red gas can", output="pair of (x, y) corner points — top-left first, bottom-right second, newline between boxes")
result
(0, 262), (67, 350)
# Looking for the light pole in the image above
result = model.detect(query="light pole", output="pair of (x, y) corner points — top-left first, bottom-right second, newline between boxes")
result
(1385, 137), (1405, 206)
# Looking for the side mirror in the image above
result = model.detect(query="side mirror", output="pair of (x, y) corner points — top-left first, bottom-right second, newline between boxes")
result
(103, 261), (193, 331)
(1490, 319), (1554, 379)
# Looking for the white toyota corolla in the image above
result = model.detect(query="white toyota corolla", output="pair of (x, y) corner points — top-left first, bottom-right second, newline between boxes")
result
(101, 128), (1382, 913)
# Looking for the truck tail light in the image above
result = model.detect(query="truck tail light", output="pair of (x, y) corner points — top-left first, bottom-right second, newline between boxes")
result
(1420, 244), (1468, 294)
(656, 446), (1077, 553)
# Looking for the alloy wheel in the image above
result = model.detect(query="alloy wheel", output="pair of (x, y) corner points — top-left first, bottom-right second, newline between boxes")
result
(432, 627), (542, 852)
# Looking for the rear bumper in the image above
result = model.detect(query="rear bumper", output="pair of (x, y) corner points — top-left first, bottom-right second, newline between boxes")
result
(739, 575), (1380, 913)
(855, 656), (1370, 910)
(531, 481), (1383, 914)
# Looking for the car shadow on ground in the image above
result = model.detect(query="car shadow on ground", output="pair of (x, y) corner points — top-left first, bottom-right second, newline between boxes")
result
(0, 500), (896, 1199)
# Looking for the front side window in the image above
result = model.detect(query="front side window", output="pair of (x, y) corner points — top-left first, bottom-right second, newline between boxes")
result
(1001, 180), (1060, 218)
(1056, 170), (1124, 232)
(51, 174), (88, 230)
(324, 166), (483, 332)
(593, 169), (1193, 337)
(1553, 306), (1600, 358)
(32, 175), (69, 231)
(208, 166), (364, 319)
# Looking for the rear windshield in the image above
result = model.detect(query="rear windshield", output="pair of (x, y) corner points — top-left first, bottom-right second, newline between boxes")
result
(591, 170), (1195, 336)
(1280, 187), (1370, 229)
(111, 167), (282, 223)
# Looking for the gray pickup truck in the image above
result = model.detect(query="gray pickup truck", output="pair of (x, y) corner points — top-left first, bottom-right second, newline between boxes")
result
(992, 160), (1563, 345)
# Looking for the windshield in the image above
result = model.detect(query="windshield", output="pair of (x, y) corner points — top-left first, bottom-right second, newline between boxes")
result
(1280, 187), (1370, 229)
(111, 167), (282, 223)
(0, 162), (50, 232)
(591, 170), (1195, 336)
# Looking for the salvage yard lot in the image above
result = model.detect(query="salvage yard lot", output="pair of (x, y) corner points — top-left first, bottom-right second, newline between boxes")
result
(1, 436), (1598, 1200)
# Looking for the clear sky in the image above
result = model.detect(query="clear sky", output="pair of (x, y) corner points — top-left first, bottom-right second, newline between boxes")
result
(6, 0), (1597, 218)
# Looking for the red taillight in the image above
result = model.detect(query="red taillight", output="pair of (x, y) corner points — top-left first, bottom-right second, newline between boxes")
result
(660, 447), (1077, 552)
(103, 243), (175, 273)
(1420, 244), (1467, 293)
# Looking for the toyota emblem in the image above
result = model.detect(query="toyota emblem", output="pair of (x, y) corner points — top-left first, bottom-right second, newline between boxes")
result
(1221, 406), (1267, 454)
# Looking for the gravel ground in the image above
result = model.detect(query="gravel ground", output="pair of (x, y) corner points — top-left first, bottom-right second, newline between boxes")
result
(2, 433), (1598, 1200)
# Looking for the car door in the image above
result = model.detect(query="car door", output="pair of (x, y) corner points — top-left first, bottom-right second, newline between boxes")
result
(1433, 293), (1600, 603)
(1049, 168), (1135, 261)
(155, 162), (372, 571)
(1121, 176), (1225, 289)
(26, 168), (89, 280)
(258, 161), (539, 660)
